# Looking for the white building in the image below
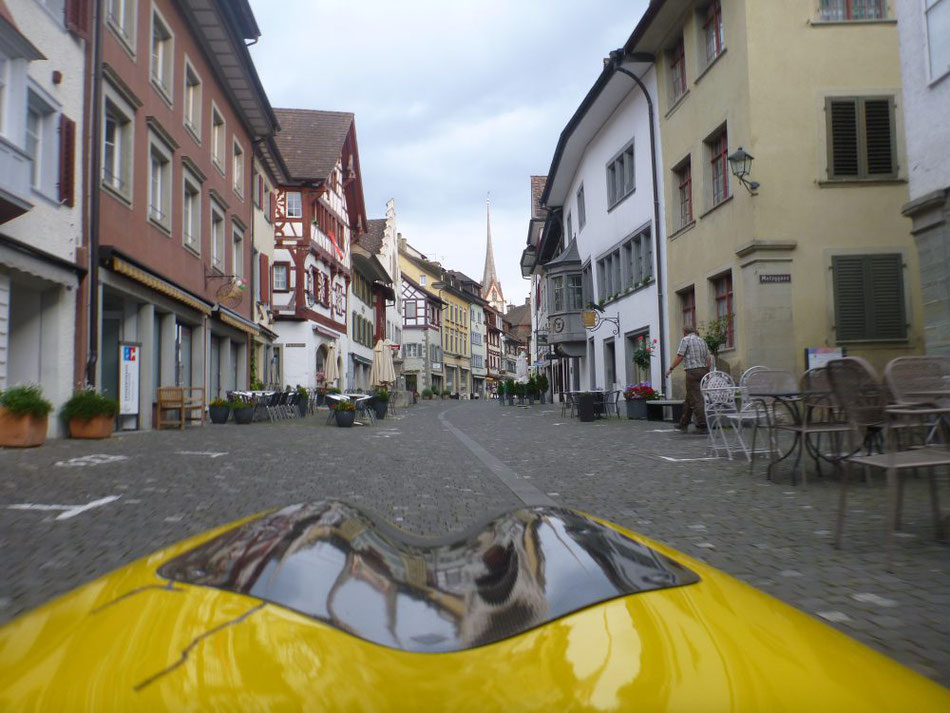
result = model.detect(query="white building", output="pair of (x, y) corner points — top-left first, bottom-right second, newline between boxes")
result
(896, 1), (950, 355)
(1, 0), (87, 435)
(525, 54), (667, 395)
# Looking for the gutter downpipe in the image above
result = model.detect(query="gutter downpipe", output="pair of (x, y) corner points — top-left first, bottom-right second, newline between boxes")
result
(610, 50), (668, 382)
(86, 0), (104, 386)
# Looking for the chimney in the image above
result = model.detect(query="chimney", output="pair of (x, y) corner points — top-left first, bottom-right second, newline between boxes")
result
(397, 233), (406, 252)
(525, 297), (529, 305)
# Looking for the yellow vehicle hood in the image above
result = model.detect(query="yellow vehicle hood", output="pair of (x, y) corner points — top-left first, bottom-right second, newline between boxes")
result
(0, 505), (947, 712)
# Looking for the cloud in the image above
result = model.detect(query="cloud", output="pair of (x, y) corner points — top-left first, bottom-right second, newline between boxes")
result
(248, 0), (648, 307)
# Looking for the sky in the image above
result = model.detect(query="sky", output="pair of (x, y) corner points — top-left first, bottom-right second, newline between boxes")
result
(247, 0), (648, 308)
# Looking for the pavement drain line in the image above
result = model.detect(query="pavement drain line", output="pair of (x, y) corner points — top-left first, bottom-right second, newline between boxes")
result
(437, 410), (555, 507)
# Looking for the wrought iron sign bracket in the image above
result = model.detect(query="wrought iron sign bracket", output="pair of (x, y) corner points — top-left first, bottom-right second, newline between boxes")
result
(585, 312), (620, 336)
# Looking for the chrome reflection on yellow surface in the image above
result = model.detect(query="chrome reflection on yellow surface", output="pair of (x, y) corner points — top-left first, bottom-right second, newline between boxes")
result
(1, 509), (949, 711)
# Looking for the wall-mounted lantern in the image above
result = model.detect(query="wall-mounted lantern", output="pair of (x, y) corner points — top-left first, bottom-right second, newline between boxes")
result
(727, 146), (760, 194)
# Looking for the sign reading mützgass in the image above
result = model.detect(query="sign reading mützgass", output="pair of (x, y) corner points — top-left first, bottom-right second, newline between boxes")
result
(759, 274), (791, 283)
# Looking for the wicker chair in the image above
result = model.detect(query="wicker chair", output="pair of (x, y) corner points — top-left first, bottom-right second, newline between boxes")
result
(740, 369), (797, 473)
(884, 356), (950, 445)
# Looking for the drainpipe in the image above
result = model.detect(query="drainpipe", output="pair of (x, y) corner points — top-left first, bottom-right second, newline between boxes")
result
(608, 50), (668, 382)
(85, 0), (104, 386)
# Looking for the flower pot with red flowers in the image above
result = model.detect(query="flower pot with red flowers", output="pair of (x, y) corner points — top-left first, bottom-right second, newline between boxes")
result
(623, 382), (661, 420)
(0, 385), (53, 447)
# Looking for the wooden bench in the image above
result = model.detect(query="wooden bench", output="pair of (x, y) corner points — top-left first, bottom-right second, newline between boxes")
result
(647, 399), (683, 422)
(156, 387), (205, 430)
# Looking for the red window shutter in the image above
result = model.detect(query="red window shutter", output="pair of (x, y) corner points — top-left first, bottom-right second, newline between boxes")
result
(58, 114), (76, 207)
(260, 254), (270, 303)
(65, 0), (91, 39)
(269, 192), (275, 221)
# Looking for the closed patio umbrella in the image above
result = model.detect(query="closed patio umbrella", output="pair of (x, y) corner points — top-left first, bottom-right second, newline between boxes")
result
(371, 339), (396, 387)
(324, 343), (339, 389)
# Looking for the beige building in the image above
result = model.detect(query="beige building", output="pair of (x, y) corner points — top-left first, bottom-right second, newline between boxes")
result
(625, 0), (921, 386)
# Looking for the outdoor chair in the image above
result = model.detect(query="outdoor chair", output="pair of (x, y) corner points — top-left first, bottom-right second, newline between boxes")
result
(700, 371), (754, 460)
(826, 357), (948, 565)
(739, 365), (769, 387)
(603, 390), (622, 419)
(742, 368), (804, 479)
(884, 356), (950, 445)
(354, 395), (376, 425)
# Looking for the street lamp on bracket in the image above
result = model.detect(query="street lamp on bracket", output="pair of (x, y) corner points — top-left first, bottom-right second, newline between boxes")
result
(727, 146), (760, 194)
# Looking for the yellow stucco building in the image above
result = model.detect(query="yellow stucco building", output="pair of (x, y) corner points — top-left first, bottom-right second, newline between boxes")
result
(626, 0), (921, 385)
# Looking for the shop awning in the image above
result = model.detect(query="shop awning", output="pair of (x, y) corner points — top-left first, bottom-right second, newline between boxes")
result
(0, 234), (84, 287)
(351, 353), (373, 366)
(213, 305), (258, 335)
(313, 324), (341, 340)
(110, 253), (211, 314)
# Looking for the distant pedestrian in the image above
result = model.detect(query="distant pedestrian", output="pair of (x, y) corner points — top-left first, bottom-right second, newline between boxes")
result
(665, 326), (713, 432)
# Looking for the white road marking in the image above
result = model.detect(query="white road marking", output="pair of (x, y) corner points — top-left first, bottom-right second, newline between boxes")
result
(7, 495), (121, 520)
(55, 454), (129, 468)
(175, 451), (227, 458)
(817, 610), (852, 623)
(657, 455), (719, 462)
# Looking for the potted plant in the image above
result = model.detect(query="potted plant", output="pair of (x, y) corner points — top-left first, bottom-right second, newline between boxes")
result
(231, 400), (255, 424)
(209, 398), (231, 424)
(421, 387), (432, 400)
(537, 373), (549, 404)
(496, 382), (505, 406)
(702, 315), (732, 361)
(576, 391), (596, 422)
(334, 399), (356, 427)
(373, 390), (389, 420)
(515, 382), (526, 406)
(526, 376), (537, 406)
(623, 382), (661, 420)
(62, 389), (118, 439)
(505, 378), (516, 406)
(295, 385), (309, 417)
(632, 336), (658, 375)
(0, 385), (53, 447)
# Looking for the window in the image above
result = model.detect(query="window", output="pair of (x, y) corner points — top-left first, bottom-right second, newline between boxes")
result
(184, 60), (201, 140)
(927, 0), (950, 80)
(832, 254), (906, 341)
(679, 287), (696, 329)
(419, 274), (426, 286)
(674, 157), (693, 228)
(150, 7), (173, 101)
(26, 107), (41, 187)
(669, 36), (686, 104)
(826, 97), (897, 180)
(703, 1), (724, 64)
(576, 184), (586, 231)
(102, 87), (134, 201)
(232, 139), (244, 196)
(0, 56), (7, 136)
(707, 127), (729, 206)
(406, 301), (417, 319)
(272, 264), (288, 291)
(712, 273), (734, 349)
(232, 224), (244, 280)
(606, 141), (635, 208)
(210, 201), (225, 272)
(552, 274), (583, 311)
(623, 229), (653, 286)
(182, 169), (201, 252)
(565, 212), (573, 241)
(25, 90), (58, 197)
(211, 103), (225, 171)
(147, 133), (172, 230)
(107, 0), (136, 52)
(286, 191), (302, 218)
(819, 0), (884, 21)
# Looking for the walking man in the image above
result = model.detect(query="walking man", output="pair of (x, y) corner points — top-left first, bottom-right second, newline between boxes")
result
(665, 326), (713, 433)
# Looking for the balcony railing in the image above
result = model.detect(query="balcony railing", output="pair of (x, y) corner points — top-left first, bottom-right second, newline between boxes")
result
(0, 136), (35, 222)
(311, 222), (349, 270)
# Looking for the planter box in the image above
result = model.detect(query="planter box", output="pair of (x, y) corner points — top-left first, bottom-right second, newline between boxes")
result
(0, 408), (48, 447)
(373, 401), (388, 420)
(209, 406), (230, 424)
(233, 408), (254, 424)
(625, 399), (648, 420)
(68, 415), (114, 439)
(335, 410), (356, 427)
(297, 396), (309, 418)
(576, 394), (596, 422)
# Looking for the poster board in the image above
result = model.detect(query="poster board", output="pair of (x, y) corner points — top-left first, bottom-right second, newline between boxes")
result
(118, 342), (141, 416)
(805, 346), (845, 370)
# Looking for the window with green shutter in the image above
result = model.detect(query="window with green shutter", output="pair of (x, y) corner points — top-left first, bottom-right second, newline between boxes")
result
(832, 254), (906, 341)
(826, 97), (897, 180)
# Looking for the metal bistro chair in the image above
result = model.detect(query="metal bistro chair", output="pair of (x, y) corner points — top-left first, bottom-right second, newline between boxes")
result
(700, 371), (749, 460)
(603, 390), (622, 419)
(743, 368), (802, 478)
(884, 356), (950, 445)
(354, 395), (376, 425)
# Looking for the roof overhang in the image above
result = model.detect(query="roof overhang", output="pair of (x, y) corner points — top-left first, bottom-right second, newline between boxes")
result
(624, 0), (694, 56)
(351, 247), (390, 284)
(0, 12), (44, 60)
(177, 0), (277, 139)
(541, 58), (655, 209)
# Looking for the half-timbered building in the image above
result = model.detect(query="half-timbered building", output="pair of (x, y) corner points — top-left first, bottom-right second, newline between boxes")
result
(270, 108), (367, 390)
(399, 274), (443, 393)
(485, 305), (504, 390)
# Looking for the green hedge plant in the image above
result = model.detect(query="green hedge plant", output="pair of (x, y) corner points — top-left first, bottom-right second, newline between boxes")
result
(0, 385), (54, 418)
(61, 389), (118, 421)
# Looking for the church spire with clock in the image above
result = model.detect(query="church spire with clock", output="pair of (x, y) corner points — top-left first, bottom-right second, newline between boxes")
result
(481, 195), (505, 313)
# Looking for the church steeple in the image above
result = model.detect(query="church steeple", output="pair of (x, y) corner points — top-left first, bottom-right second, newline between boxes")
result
(482, 195), (505, 313)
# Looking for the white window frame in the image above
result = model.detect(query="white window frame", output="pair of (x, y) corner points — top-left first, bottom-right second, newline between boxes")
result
(147, 130), (173, 232)
(183, 57), (201, 142)
(107, 0), (137, 56)
(576, 183), (586, 231)
(210, 102), (225, 172)
(210, 199), (225, 273)
(606, 140), (635, 209)
(232, 222), (244, 279)
(926, 0), (950, 83)
(150, 4), (174, 104)
(182, 167), (201, 253)
(232, 137), (244, 197)
(272, 264), (288, 291)
(0, 54), (9, 138)
(102, 81), (135, 204)
(25, 85), (59, 199)
(286, 190), (302, 218)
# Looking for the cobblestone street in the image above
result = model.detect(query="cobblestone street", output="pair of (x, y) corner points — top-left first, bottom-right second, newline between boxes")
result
(1, 401), (948, 687)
